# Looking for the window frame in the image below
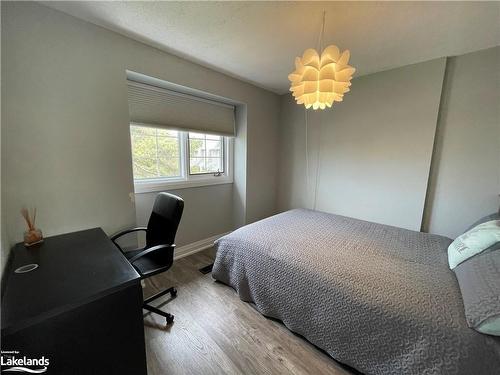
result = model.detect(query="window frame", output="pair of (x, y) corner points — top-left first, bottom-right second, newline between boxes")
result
(187, 133), (225, 176)
(131, 123), (233, 193)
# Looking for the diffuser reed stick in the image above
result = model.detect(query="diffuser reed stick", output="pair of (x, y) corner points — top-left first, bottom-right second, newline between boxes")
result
(21, 207), (43, 246)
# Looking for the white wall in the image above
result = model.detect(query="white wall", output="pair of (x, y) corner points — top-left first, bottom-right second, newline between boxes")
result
(279, 59), (446, 231)
(1, 2), (280, 262)
(423, 47), (500, 237)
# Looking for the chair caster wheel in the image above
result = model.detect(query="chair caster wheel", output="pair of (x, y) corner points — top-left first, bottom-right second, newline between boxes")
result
(170, 288), (177, 298)
(166, 314), (174, 325)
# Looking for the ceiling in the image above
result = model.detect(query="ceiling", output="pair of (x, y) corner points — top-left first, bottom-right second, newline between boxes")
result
(41, 1), (500, 94)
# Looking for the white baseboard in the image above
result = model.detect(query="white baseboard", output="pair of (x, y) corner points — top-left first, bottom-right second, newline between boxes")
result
(174, 232), (230, 260)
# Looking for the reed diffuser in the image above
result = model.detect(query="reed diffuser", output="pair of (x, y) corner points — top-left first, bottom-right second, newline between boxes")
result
(21, 207), (43, 246)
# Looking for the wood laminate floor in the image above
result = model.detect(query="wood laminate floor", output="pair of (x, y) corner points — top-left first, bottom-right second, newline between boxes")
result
(142, 248), (354, 375)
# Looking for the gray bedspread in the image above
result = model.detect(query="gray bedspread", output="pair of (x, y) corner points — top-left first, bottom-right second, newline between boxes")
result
(212, 209), (500, 375)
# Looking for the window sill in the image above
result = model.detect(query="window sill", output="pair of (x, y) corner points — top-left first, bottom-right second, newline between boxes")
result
(134, 177), (233, 194)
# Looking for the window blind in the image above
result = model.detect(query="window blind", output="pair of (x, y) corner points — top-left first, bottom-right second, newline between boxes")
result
(127, 81), (235, 137)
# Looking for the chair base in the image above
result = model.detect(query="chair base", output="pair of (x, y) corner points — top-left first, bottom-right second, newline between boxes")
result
(143, 286), (177, 325)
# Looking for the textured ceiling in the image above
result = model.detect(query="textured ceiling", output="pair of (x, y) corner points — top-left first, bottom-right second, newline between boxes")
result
(41, 1), (500, 94)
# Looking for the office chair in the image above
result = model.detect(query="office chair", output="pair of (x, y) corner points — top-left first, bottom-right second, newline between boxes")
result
(111, 192), (184, 325)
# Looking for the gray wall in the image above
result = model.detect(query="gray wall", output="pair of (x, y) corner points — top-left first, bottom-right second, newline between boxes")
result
(279, 59), (446, 231)
(135, 185), (234, 248)
(279, 48), (499, 237)
(1, 2), (280, 263)
(423, 47), (500, 237)
(233, 105), (248, 229)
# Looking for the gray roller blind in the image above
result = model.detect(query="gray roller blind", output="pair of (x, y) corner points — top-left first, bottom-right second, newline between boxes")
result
(127, 81), (235, 136)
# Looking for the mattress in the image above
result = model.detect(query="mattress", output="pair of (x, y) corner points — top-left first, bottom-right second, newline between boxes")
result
(212, 209), (500, 375)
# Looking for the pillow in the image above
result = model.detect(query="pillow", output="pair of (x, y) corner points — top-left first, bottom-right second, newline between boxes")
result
(466, 212), (500, 232)
(454, 250), (500, 336)
(448, 220), (500, 269)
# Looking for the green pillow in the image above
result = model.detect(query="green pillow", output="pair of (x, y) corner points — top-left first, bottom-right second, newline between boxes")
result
(448, 220), (500, 269)
(477, 316), (500, 336)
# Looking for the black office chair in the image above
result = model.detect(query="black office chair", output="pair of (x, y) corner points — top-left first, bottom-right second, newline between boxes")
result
(111, 192), (184, 325)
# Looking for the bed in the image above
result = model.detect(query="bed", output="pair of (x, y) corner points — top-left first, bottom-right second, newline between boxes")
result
(212, 209), (500, 375)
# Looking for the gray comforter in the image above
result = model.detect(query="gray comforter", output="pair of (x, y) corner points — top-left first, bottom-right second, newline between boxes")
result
(212, 209), (500, 375)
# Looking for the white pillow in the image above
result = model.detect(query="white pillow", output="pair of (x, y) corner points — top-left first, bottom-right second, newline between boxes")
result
(448, 220), (500, 269)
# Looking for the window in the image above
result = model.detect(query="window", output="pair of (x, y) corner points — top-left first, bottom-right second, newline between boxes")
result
(188, 132), (224, 175)
(130, 126), (181, 180)
(130, 125), (232, 193)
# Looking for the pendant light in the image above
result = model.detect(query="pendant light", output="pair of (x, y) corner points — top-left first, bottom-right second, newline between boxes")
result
(288, 12), (355, 110)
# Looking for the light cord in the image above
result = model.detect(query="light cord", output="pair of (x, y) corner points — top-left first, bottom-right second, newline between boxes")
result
(307, 10), (326, 211)
(313, 113), (323, 210)
(316, 10), (327, 52)
(304, 107), (310, 208)
(320, 11), (326, 52)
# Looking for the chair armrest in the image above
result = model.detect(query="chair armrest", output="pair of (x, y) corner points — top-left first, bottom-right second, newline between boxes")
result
(110, 227), (147, 253)
(128, 244), (176, 264)
(110, 227), (147, 242)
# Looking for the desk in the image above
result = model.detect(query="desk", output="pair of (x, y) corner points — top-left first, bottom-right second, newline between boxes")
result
(1, 228), (147, 375)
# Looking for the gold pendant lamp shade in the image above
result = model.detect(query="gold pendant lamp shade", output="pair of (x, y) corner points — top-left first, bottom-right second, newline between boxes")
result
(288, 45), (355, 110)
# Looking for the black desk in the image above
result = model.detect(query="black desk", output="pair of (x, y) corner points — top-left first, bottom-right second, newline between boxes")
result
(1, 228), (147, 375)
